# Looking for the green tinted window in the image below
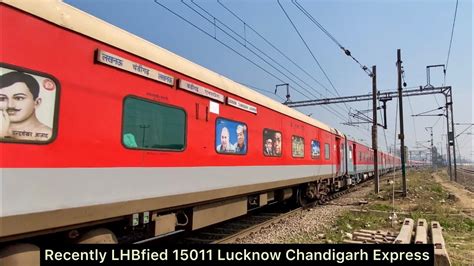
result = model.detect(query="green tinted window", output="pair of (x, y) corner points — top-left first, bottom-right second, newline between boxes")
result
(122, 97), (186, 151)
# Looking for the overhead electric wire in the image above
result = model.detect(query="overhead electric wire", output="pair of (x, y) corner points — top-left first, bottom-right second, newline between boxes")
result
(277, 1), (345, 103)
(217, 0), (340, 99)
(180, 0), (349, 121)
(202, 5), (376, 136)
(403, 63), (439, 108)
(405, 65), (440, 108)
(432, 115), (443, 129)
(441, 111), (446, 151)
(445, 0), (459, 81)
(407, 96), (418, 144)
(292, 0), (373, 77)
(413, 106), (445, 116)
(457, 134), (473, 164)
(217, 0), (359, 126)
(457, 131), (472, 150)
(293, 1), (343, 50)
(154, 0), (352, 123)
(394, 97), (399, 157)
(455, 125), (473, 139)
(378, 101), (390, 153)
(189, 1), (343, 109)
(455, 138), (464, 164)
(156, 1), (371, 136)
(239, 82), (286, 101)
(153, 1), (311, 100)
(366, 91), (370, 132)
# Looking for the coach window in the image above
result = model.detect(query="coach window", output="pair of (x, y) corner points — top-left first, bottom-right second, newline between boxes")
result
(324, 143), (330, 160)
(311, 140), (320, 159)
(216, 118), (247, 155)
(122, 97), (186, 151)
(292, 135), (304, 158)
(263, 129), (282, 157)
(0, 64), (60, 144)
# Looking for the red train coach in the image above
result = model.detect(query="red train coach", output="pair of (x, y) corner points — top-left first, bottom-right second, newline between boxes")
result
(0, 0), (399, 263)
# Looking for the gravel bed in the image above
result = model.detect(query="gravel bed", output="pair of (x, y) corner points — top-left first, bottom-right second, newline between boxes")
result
(234, 182), (375, 243)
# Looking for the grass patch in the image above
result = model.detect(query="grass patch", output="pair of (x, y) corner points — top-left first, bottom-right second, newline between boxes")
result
(369, 203), (397, 212)
(280, 168), (473, 264)
(322, 168), (473, 265)
(430, 183), (443, 194)
(316, 211), (399, 244)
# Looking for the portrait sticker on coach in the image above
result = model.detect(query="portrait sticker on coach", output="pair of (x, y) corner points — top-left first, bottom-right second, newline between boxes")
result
(311, 140), (320, 158)
(263, 129), (282, 157)
(292, 136), (304, 158)
(216, 118), (247, 154)
(0, 66), (58, 142)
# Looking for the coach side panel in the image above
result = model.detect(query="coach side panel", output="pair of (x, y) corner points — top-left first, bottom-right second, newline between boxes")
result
(1, 4), (343, 239)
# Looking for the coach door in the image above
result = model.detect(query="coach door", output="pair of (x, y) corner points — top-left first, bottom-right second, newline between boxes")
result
(340, 142), (345, 176)
(347, 142), (354, 175)
(335, 137), (342, 176)
(351, 143), (357, 173)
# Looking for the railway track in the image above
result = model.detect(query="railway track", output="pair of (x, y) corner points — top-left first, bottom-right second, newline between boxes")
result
(458, 167), (474, 174)
(153, 204), (299, 244)
(152, 181), (371, 244)
(456, 167), (474, 192)
(202, 205), (301, 244)
(212, 185), (367, 244)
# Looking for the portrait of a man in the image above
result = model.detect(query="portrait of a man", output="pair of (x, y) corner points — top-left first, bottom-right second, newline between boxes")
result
(0, 70), (56, 142)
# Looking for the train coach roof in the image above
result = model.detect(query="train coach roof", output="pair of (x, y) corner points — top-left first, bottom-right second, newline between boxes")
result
(2, 0), (336, 133)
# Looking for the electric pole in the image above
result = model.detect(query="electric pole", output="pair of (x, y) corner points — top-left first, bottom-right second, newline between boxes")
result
(397, 49), (407, 197)
(445, 102), (452, 180)
(450, 99), (457, 181)
(425, 127), (434, 168)
(372, 65), (379, 194)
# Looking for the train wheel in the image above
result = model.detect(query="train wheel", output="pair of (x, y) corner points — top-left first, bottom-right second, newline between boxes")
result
(0, 243), (40, 266)
(320, 195), (328, 204)
(296, 188), (310, 207)
(77, 228), (118, 244)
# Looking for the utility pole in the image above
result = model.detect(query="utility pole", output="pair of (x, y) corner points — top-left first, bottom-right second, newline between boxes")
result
(372, 65), (379, 194)
(449, 97), (457, 182)
(397, 49), (407, 197)
(425, 127), (434, 168)
(444, 88), (457, 182)
(282, 62), (456, 184)
(445, 102), (452, 180)
(438, 142), (443, 166)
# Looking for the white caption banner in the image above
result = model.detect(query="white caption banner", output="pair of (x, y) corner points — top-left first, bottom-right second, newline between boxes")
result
(96, 49), (174, 86)
(178, 79), (225, 103)
(227, 97), (257, 114)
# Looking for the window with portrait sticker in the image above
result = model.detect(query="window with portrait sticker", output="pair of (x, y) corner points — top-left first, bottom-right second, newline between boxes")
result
(215, 118), (247, 154)
(0, 64), (59, 144)
(311, 140), (320, 159)
(292, 135), (304, 158)
(122, 97), (186, 151)
(263, 129), (282, 157)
